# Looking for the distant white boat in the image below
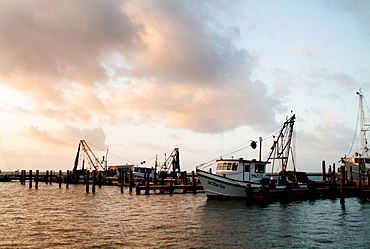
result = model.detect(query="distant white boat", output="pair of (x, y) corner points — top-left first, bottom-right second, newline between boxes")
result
(0, 171), (11, 182)
(342, 89), (370, 180)
(197, 114), (304, 199)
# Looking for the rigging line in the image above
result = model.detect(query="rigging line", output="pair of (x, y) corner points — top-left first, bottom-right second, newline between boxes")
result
(214, 119), (287, 160)
(347, 99), (361, 157)
(221, 133), (278, 159)
(85, 141), (107, 152)
(85, 141), (136, 164)
(107, 152), (137, 164)
(0, 136), (13, 171)
(363, 95), (370, 117)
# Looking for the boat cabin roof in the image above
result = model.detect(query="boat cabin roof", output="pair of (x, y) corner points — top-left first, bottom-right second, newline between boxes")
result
(345, 156), (370, 163)
(216, 158), (269, 164)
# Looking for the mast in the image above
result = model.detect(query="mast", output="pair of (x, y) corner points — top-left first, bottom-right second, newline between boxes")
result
(356, 89), (369, 157)
(267, 114), (296, 172)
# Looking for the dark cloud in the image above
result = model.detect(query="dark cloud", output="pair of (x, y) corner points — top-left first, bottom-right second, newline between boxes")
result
(0, 0), (282, 134)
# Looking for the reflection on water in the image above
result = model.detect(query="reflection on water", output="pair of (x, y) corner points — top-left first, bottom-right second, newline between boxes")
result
(0, 182), (369, 248)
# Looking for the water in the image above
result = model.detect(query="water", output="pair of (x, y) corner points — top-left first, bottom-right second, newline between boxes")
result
(1, 182), (370, 248)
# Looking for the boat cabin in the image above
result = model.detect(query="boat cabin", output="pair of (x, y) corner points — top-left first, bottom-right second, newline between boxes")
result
(108, 164), (156, 179)
(215, 158), (268, 183)
(344, 156), (370, 179)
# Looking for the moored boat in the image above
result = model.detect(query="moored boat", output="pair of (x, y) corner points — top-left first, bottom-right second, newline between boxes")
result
(342, 89), (370, 180)
(196, 114), (309, 199)
(0, 171), (11, 182)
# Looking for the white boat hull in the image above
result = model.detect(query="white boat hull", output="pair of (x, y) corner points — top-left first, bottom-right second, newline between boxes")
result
(197, 169), (262, 199)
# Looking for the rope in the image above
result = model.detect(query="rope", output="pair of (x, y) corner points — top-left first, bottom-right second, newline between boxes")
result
(347, 98), (361, 157)
(0, 136), (14, 171)
(196, 122), (284, 170)
(86, 141), (137, 164)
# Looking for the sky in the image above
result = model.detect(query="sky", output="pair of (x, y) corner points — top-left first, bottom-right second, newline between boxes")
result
(0, 0), (370, 173)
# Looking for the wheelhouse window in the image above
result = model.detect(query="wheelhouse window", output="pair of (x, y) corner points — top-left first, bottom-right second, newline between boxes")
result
(244, 164), (250, 172)
(217, 162), (238, 171)
(255, 164), (265, 173)
(216, 163), (223, 170)
(227, 163), (232, 170)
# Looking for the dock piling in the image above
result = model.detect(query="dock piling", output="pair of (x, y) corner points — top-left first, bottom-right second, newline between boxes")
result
(145, 181), (150, 195)
(191, 171), (196, 193)
(45, 170), (49, 184)
(85, 170), (89, 193)
(59, 170), (62, 188)
(29, 170), (32, 189)
(49, 170), (53, 184)
(129, 169), (133, 193)
(35, 170), (39, 189)
(322, 160), (326, 181)
(120, 169), (124, 193)
(349, 166), (353, 184)
(66, 170), (70, 188)
(340, 163), (346, 204)
(92, 170), (96, 193)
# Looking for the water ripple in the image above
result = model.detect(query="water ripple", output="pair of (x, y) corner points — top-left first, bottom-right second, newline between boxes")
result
(1, 182), (370, 248)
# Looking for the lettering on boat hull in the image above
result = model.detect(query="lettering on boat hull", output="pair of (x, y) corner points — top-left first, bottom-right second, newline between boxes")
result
(207, 180), (226, 189)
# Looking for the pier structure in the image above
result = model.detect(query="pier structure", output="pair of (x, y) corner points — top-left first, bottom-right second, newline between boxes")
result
(2, 159), (370, 202)
(3, 169), (204, 195)
(248, 160), (370, 203)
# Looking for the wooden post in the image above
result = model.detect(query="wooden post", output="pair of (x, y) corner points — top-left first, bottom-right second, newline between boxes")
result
(340, 163), (346, 204)
(49, 170), (53, 184)
(98, 171), (102, 187)
(160, 171), (165, 185)
(145, 181), (150, 195)
(123, 169), (127, 184)
(120, 169), (124, 193)
(192, 171), (196, 193)
(367, 171), (370, 186)
(59, 170), (62, 188)
(169, 180), (174, 194)
(129, 168), (133, 193)
(153, 165), (157, 185)
(349, 166), (353, 184)
(45, 170), (49, 184)
(86, 170), (90, 193)
(321, 160), (326, 181)
(92, 170), (96, 194)
(29, 170), (32, 189)
(66, 170), (69, 189)
(136, 185), (141, 195)
(20, 170), (24, 185)
(35, 170), (39, 189)
(332, 163), (336, 174)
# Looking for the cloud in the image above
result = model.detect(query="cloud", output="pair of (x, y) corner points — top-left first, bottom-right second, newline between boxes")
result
(20, 125), (108, 150)
(333, 1), (370, 35)
(283, 43), (327, 60)
(0, 0), (282, 133)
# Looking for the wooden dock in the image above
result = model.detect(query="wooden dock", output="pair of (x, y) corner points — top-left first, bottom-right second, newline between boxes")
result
(135, 180), (203, 195)
(1, 169), (204, 194)
(3, 161), (370, 203)
(248, 184), (370, 203)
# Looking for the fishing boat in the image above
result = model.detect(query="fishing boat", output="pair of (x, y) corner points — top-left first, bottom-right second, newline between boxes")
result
(0, 171), (11, 182)
(342, 89), (370, 180)
(196, 114), (307, 199)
